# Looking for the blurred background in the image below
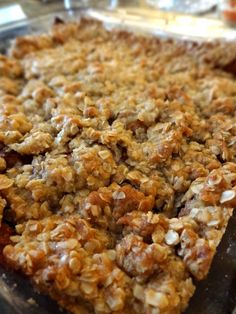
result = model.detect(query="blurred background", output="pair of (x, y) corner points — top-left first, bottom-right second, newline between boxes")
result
(0, 0), (235, 41)
(0, 0), (227, 22)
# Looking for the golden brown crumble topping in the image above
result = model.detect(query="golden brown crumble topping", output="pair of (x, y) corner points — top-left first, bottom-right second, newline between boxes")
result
(0, 18), (236, 313)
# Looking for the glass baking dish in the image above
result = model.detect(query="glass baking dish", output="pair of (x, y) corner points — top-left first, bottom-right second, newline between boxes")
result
(1, 5), (236, 51)
(0, 7), (236, 314)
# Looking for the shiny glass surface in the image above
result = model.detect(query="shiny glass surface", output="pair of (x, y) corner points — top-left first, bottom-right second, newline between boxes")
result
(147, 0), (218, 14)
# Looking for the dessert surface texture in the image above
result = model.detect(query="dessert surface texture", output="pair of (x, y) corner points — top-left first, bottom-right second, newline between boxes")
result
(1, 18), (236, 314)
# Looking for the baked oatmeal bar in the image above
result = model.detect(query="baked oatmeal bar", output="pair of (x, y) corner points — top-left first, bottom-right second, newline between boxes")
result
(1, 18), (236, 313)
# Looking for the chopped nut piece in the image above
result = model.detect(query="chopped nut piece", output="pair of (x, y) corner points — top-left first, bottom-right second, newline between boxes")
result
(191, 183), (204, 194)
(0, 175), (13, 189)
(165, 230), (180, 246)
(145, 289), (169, 308)
(98, 150), (110, 160)
(0, 158), (6, 172)
(112, 190), (126, 200)
(133, 283), (144, 301)
(220, 190), (236, 203)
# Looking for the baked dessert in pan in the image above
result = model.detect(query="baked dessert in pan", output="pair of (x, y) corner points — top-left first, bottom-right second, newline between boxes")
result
(0, 18), (236, 314)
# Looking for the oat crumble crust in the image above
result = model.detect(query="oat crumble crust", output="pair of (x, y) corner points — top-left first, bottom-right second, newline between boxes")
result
(1, 18), (236, 313)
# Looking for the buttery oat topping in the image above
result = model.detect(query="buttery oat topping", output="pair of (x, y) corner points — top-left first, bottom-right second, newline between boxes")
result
(1, 18), (236, 314)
